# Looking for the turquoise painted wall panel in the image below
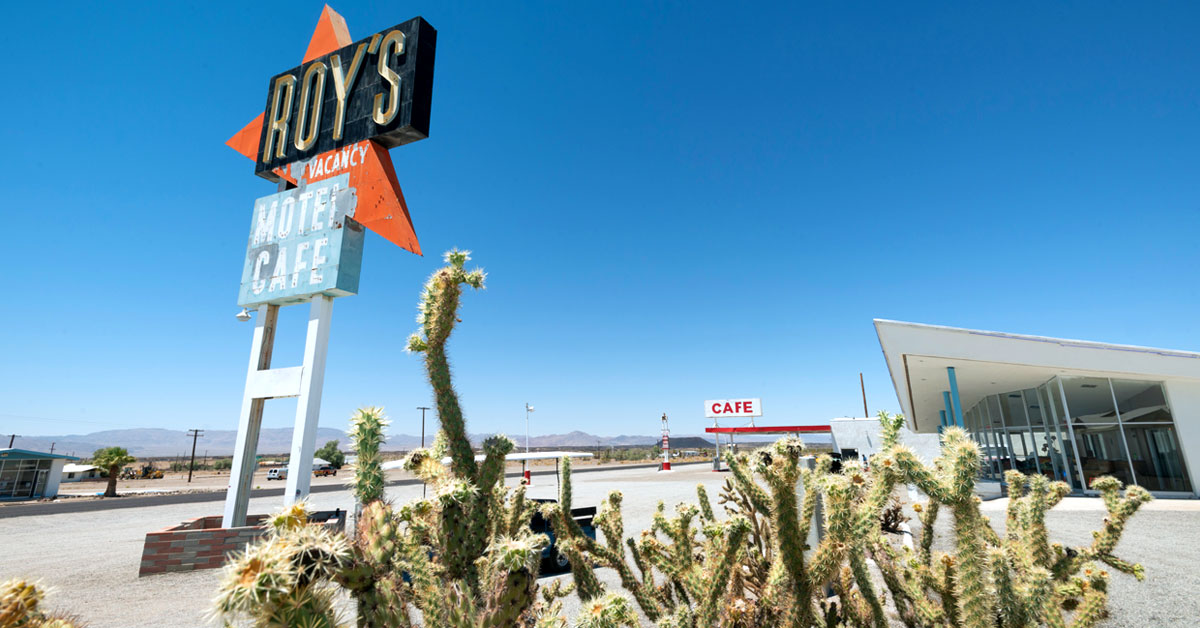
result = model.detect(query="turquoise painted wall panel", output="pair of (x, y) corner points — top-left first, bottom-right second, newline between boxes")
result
(237, 174), (365, 308)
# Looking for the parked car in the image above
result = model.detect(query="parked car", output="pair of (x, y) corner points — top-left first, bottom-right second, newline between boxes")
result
(314, 467), (337, 477)
(530, 498), (597, 575)
(266, 468), (288, 481)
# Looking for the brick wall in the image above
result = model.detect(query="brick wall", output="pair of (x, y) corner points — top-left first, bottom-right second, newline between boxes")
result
(138, 512), (344, 577)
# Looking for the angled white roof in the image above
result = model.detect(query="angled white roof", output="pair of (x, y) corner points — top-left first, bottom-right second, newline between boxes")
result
(874, 319), (1200, 433)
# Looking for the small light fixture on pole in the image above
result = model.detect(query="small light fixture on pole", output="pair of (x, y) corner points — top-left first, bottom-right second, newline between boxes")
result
(524, 403), (534, 453)
(235, 308), (253, 322)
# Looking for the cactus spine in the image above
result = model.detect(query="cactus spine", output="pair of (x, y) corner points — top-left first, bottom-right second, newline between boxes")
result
(1, 579), (83, 628)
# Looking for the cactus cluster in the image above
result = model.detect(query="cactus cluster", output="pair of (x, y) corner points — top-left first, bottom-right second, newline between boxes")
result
(212, 250), (644, 627)
(212, 501), (352, 627)
(546, 411), (1151, 627)
(208, 251), (1151, 627)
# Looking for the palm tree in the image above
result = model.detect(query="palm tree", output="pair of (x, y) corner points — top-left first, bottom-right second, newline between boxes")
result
(91, 446), (136, 497)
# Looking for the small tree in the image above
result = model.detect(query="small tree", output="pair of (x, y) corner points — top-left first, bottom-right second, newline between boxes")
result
(313, 440), (345, 469)
(91, 447), (136, 497)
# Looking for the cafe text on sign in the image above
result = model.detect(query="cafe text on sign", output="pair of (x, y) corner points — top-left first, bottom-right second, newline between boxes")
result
(704, 398), (763, 419)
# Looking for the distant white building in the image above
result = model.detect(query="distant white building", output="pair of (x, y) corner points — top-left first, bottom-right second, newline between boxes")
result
(61, 464), (101, 482)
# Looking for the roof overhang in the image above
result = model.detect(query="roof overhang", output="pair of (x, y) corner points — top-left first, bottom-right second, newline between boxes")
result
(874, 319), (1200, 433)
(0, 449), (80, 461)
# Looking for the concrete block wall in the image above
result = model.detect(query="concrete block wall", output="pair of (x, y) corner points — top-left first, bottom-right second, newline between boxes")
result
(138, 513), (344, 577)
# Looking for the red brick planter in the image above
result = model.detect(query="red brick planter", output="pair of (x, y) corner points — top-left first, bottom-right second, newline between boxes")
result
(138, 511), (344, 577)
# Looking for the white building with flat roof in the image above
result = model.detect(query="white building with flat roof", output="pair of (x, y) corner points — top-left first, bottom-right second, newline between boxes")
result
(61, 464), (101, 482)
(875, 319), (1198, 497)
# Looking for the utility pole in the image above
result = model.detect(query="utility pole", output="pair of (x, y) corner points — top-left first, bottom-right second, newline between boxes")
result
(7, 435), (16, 448)
(416, 407), (431, 497)
(860, 373), (869, 418)
(416, 407), (430, 449)
(186, 429), (204, 483)
(49, 442), (56, 454)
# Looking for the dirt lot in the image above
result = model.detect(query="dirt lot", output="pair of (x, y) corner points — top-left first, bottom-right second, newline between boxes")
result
(2, 463), (1194, 627)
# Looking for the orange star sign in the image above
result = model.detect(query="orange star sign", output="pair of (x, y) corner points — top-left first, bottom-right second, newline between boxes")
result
(226, 5), (426, 256)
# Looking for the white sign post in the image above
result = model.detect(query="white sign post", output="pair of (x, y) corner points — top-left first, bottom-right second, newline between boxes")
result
(222, 295), (335, 528)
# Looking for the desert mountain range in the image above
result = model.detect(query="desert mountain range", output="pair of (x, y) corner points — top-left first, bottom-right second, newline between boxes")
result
(6, 428), (722, 458)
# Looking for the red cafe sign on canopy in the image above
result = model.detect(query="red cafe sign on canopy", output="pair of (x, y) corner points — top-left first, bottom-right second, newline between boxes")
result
(705, 398), (764, 419)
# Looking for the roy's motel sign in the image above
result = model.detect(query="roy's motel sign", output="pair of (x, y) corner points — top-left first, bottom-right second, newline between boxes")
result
(254, 16), (436, 178)
(221, 7), (436, 527)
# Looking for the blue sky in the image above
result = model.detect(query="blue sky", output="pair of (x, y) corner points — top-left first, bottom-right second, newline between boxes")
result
(2, 2), (1198, 440)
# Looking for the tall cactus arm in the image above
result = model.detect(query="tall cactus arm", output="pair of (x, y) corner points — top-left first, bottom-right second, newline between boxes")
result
(406, 249), (485, 479)
(695, 517), (751, 626)
(695, 484), (716, 522)
(348, 407), (390, 506)
(724, 452), (772, 514)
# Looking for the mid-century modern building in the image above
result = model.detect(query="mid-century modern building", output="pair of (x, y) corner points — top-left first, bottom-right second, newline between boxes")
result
(876, 320), (1198, 497)
(0, 449), (80, 500)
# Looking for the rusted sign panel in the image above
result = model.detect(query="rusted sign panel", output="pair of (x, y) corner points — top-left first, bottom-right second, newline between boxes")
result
(237, 174), (364, 308)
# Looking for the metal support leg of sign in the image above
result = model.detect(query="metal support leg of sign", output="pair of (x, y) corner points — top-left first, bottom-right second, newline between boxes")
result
(223, 304), (279, 528)
(221, 295), (335, 528)
(284, 295), (334, 507)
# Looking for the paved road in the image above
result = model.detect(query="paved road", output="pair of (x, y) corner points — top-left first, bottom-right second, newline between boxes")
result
(0, 461), (697, 518)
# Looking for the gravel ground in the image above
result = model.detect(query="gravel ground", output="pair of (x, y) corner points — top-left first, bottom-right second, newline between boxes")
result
(1, 464), (1193, 626)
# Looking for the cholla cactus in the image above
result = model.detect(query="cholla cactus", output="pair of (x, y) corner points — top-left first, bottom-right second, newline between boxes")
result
(348, 407), (389, 506)
(0, 579), (84, 628)
(213, 502), (352, 628)
(213, 250), (619, 626)
(548, 411), (1150, 628)
(207, 251), (1151, 628)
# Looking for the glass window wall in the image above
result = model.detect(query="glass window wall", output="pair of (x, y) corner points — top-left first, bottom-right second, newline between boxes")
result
(1111, 380), (1174, 423)
(1123, 423), (1192, 492)
(961, 374), (1191, 495)
(0, 459), (53, 499)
